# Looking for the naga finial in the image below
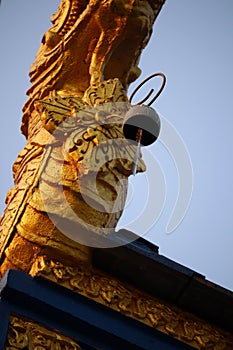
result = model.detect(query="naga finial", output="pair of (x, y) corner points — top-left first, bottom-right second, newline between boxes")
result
(0, 0), (165, 277)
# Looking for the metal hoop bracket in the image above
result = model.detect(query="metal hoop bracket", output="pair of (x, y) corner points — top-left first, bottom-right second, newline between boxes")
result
(129, 73), (166, 106)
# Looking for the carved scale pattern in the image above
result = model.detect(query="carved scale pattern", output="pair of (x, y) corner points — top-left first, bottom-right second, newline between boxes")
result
(22, 0), (165, 137)
(0, 79), (144, 277)
(30, 256), (233, 350)
(6, 315), (81, 349)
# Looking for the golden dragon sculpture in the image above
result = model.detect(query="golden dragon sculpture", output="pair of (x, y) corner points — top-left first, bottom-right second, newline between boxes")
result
(0, 0), (165, 277)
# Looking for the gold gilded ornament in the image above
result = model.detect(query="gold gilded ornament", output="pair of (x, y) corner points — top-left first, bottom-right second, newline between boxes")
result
(6, 315), (81, 349)
(30, 256), (233, 350)
(0, 80), (145, 276)
(0, 0), (164, 274)
(1, 3), (232, 349)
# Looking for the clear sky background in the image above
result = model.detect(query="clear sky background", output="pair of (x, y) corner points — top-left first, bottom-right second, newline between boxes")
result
(0, 1), (233, 291)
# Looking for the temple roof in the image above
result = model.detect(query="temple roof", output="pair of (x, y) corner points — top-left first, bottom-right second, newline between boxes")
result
(93, 229), (233, 333)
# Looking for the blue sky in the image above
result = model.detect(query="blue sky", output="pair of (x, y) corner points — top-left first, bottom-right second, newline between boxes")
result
(0, 1), (233, 291)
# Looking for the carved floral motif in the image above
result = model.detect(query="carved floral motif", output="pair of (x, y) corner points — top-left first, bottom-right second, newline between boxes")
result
(30, 256), (233, 350)
(6, 315), (80, 349)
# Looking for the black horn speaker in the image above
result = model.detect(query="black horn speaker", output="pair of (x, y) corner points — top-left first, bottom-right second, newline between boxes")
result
(123, 105), (161, 146)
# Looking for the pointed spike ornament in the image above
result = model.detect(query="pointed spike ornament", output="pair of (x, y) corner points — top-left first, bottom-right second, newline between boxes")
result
(132, 128), (143, 175)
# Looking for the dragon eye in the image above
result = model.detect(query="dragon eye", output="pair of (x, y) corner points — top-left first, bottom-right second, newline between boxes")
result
(73, 136), (84, 146)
